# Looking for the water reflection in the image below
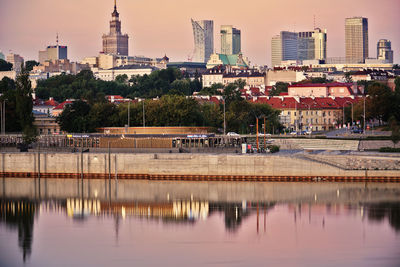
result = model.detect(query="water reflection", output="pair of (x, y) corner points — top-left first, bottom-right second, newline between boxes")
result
(1, 178), (400, 265)
(0, 199), (36, 262)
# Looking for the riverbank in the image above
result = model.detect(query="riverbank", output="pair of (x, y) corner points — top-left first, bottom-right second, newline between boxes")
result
(1, 152), (400, 182)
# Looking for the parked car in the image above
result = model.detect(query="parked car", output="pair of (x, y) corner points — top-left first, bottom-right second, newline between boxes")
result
(290, 131), (298, 136)
(227, 132), (240, 136)
(351, 127), (363, 134)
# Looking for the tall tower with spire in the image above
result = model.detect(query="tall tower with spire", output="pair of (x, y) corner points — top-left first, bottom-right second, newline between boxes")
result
(102, 0), (129, 56)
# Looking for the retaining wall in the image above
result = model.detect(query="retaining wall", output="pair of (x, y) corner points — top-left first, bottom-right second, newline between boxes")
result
(1, 152), (400, 180)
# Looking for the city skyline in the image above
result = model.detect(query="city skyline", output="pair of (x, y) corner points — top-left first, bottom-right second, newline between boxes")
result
(0, 0), (399, 65)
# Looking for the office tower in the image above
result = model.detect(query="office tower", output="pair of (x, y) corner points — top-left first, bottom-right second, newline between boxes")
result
(377, 39), (393, 63)
(102, 0), (129, 56)
(271, 31), (298, 67)
(191, 19), (214, 63)
(38, 35), (68, 63)
(6, 53), (24, 72)
(298, 28), (327, 61)
(220, 25), (241, 55)
(345, 17), (368, 63)
(0, 51), (5, 60)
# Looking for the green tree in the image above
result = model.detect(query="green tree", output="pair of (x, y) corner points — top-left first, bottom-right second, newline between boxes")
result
(0, 77), (20, 132)
(57, 100), (93, 133)
(115, 74), (128, 84)
(269, 82), (288, 96)
(366, 83), (393, 125)
(234, 79), (246, 90)
(388, 116), (400, 148)
(0, 59), (12, 71)
(344, 72), (353, 83)
(25, 60), (39, 72)
(15, 69), (36, 143)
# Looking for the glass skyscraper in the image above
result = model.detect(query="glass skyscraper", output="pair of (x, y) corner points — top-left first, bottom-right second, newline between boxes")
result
(191, 19), (214, 63)
(345, 17), (368, 64)
(220, 25), (241, 55)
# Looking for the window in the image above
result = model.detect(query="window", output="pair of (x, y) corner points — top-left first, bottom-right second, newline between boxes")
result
(329, 111), (331, 116)
(294, 112), (296, 116)
(288, 111), (291, 115)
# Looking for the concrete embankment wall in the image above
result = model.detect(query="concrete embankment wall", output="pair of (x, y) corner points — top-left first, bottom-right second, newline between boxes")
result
(1, 152), (400, 179)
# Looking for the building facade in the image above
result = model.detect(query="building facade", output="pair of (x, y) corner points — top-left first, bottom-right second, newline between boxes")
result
(298, 28), (327, 61)
(94, 65), (155, 81)
(377, 39), (393, 63)
(39, 45), (68, 63)
(220, 25), (241, 55)
(191, 19), (214, 63)
(102, 0), (129, 56)
(345, 17), (368, 64)
(271, 31), (298, 67)
(6, 53), (24, 72)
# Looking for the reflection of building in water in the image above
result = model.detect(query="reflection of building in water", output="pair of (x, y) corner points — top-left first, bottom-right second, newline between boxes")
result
(65, 198), (209, 221)
(0, 199), (37, 262)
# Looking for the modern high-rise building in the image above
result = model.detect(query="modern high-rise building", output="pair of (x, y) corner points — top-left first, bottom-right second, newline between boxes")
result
(377, 39), (393, 63)
(298, 28), (327, 61)
(345, 17), (368, 63)
(191, 19), (214, 63)
(38, 35), (68, 63)
(0, 51), (5, 60)
(6, 53), (24, 72)
(102, 0), (129, 56)
(220, 25), (241, 55)
(271, 31), (298, 67)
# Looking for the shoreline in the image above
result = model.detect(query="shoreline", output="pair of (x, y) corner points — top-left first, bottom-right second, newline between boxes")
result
(1, 152), (400, 182)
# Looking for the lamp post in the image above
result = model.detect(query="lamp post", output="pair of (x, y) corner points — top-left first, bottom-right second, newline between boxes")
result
(0, 94), (5, 135)
(127, 100), (130, 128)
(223, 96), (226, 135)
(343, 100), (354, 129)
(142, 100), (145, 128)
(302, 102), (311, 136)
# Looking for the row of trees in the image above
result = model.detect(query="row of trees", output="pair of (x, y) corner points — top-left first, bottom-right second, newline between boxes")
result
(35, 68), (202, 102)
(0, 70), (36, 143)
(343, 79), (400, 126)
(57, 95), (281, 134)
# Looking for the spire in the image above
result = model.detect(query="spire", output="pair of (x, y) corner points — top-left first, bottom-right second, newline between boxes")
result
(112, 0), (119, 17)
(56, 32), (59, 46)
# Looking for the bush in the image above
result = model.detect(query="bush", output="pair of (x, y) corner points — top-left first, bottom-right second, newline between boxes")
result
(379, 147), (400, 153)
(269, 145), (280, 153)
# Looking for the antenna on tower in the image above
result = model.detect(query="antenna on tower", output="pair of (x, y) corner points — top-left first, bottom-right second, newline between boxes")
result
(313, 15), (316, 30)
(56, 32), (59, 46)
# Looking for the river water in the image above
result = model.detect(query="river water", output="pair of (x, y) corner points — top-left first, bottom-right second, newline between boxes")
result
(1, 178), (399, 266)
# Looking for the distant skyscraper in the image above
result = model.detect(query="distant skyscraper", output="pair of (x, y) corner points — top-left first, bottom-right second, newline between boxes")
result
(345, 17), (368, 63)
(102, 0), (129, 56)
(191, 19), (214, 63)
(377, 39), (393, 63)
(298, 28), (327, 61)
(0, 51), (5, 60)
(38, 34), (68, 63)
(220, 25), (241, 55)
(271, 31), (298, 67)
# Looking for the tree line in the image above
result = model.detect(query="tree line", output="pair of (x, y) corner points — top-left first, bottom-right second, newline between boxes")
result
(57, 95), (281, 134)
(35, 68), (202, 102)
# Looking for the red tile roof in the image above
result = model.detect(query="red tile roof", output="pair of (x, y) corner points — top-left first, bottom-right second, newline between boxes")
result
(54, 100), (73, 110)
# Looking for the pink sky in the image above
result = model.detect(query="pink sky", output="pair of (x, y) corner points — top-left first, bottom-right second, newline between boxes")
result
(0, 0), (399, 65)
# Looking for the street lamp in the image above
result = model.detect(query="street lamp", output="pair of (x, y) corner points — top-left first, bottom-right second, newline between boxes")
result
(142, 100), (145, 128)
(0, 94), (5, 135)
(343, 100), (354, 129)
(222, 96), (226, 135)
(302, 102), (312, 135)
